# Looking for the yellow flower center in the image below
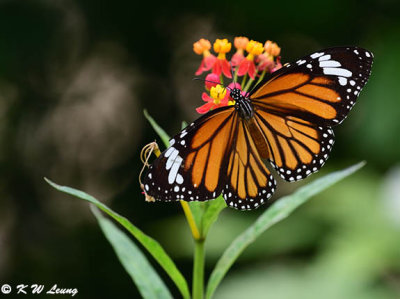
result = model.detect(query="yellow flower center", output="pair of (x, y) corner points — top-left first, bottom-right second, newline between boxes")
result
(210, 85), (227, 104)
(213, 39), (232, 54)
(246, 40), (264, 58)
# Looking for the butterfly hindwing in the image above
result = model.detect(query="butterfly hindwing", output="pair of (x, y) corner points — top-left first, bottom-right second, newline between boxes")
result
(222, 118), (277, 210)
(254, 110), (335, 181)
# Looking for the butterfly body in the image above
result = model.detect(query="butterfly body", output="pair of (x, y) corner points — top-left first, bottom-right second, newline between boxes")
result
(232, 88), (254, 119)
(143, 47), (373, 210)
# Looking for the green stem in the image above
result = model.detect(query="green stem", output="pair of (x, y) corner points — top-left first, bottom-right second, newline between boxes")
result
(241, 74), (248, 90)
(193, 239), (205, 299)
(233, 68), (238, 84)
(243, 77), (254, 92)
(254, 69), (267, 87)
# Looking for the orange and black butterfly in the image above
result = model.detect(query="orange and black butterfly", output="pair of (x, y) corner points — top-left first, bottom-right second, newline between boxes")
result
(143, 47), (373, 210)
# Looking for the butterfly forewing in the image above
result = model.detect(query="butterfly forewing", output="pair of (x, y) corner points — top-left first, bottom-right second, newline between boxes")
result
(250, 47), (373, 126)
(248, 47), (372, 182)
(143, 106), (237, 202)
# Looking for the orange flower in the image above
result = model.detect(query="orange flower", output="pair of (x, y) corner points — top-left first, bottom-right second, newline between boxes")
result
(271, 56), (282, 73)
(256, 53), (274, 71)
(193, 39), (217, 75)
(264, 40), (281, 57)
(231, 37), (249, 66)
(237, 40), (264, 79)
(212, 39), (232, 78)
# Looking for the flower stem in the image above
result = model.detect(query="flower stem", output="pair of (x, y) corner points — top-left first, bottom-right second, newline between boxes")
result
(233, 68), (238, 84)
(243, 77), (254, 92)
(180, 201), (201, 240)
(192, 239), (205, 299)
(254, 69), (267, 87)
(241, 74), (248, 90)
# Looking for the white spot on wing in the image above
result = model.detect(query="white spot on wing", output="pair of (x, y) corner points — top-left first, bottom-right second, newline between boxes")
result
(176, 174), (184, 184)
(310, 52), (324, 59)
(338, 77), (347, 86)
(318, 54), (331, 61)
(319, 60), (341, 67)
(168, 155), (183, 184)
(166, 148), (179, 170)
(323, 67), (352, 77)
(164, 147), (174, 158)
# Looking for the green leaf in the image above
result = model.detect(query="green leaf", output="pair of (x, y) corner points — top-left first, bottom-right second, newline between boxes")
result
(187, 197), (227, 239)
(144, 109), (170, 148)
(91, 206), (172, 299)
(201, 196), (226, 237)
(188, 201), (206, 234)
(45, 178), (190, 299)
(205, 162), (366, 299)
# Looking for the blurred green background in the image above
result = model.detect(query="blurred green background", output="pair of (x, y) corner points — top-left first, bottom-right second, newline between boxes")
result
(0, 0), (399, 298)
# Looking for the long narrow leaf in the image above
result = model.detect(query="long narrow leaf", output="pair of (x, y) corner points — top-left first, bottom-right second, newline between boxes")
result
(92, 206), (172, 299)
(206, 162), (366, 299)
(144, 109), (170, 148)
(45, 178), (190, 299)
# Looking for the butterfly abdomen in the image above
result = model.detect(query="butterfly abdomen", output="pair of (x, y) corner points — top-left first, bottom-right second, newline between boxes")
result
(245, 118), (270, 159)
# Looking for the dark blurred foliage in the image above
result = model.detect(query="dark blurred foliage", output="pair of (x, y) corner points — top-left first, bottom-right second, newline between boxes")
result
(0, 0), (399, 298)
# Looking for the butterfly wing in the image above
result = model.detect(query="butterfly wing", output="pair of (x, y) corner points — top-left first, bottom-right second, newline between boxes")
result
(249, 47), (373, 181)
(222, 118), (276, 210)
(252, 111), (335, 181)
(143, 105), (277, 210)
(143, 106), (238, 202)
(144, 47), (373, 209)
(250, 47), (373, 126)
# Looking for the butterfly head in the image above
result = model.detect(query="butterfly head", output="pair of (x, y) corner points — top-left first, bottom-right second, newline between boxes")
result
(230, 88), (244, 101)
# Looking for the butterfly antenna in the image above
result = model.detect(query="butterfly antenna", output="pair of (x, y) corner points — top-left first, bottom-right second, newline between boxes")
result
(193, 77), (232, 91)
(193, 77), (220, 86)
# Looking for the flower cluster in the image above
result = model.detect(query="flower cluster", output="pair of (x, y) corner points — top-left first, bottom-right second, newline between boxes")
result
(193, 37), (282, 114)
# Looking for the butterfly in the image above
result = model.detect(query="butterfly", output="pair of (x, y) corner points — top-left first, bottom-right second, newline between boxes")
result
(143, 47), (373, 210)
